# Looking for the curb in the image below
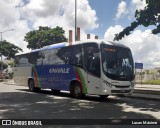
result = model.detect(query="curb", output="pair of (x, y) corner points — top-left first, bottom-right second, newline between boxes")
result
(134, 89), (160, 95)
(4, 83), (16, 85)
(1, 79), (15, 85)
(125, 93), (160, 101)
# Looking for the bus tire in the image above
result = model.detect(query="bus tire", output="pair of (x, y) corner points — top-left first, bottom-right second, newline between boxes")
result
(51, 89), (60, 94)
(35, 87), (41, 92)
(28, 79), (40, 92)
(99, 95), (109, 100)
(71, 82), (83, 98)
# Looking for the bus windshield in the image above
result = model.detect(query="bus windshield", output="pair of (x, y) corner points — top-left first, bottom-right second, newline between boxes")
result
(101, 43), (134, 81)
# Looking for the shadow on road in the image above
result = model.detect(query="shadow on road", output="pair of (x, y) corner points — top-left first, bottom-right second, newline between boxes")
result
(0, 88), (159, 122)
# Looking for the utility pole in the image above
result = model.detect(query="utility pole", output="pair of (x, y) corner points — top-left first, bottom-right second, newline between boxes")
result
(75, 0), (77, 41)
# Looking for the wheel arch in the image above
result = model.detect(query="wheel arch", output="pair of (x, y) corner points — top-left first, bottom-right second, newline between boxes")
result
(28, 77), (34, 86)
(70, 79), (81, 87)
(28, 77), (40, 92)
(70, 79), (83, 93)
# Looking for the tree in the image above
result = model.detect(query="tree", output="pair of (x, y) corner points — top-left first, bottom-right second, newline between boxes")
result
(0, 61), (8, 69)
(7, 61), (15, 67)
(24, 26), (68, 50)
(114, 0), (160, 41)
(0, 40), (22, 59)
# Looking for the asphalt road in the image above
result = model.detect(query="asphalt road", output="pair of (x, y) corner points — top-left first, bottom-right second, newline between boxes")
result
(0, 83), (160, 127)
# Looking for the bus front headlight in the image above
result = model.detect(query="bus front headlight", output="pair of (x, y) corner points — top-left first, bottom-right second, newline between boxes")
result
(130, 81), (134, 87)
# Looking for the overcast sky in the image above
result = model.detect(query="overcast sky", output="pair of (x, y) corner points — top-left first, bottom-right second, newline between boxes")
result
(0, 0), (160, 69)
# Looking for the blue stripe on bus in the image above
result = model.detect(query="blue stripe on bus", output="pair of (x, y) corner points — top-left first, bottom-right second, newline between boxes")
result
(32, 64), (75, 91)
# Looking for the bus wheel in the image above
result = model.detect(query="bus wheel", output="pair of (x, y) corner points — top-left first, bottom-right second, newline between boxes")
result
(71, 83), (83, 98)
(99, 95), (109, 100)
(28, 79), (40, 92)
(28, 79), (35, 92)
(51, 89), (60, 94)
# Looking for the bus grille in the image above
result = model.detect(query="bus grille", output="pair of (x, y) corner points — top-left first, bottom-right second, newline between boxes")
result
(111, 90), (131, 93)
(114, 85), (130, 88)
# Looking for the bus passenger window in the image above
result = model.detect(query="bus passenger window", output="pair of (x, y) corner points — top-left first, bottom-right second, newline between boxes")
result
(87, 55), (100, 77)
(83, 43), (100, 77)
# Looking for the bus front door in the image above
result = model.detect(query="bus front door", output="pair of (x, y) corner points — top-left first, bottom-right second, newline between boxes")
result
(86, 55), (101, 95)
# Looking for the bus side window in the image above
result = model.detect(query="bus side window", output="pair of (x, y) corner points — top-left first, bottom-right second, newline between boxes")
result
(56, 45), (83, 68)
(27, 51), (46, 66)
(87, 55), (100, 77)
(83, 43), (100, 77)
(15, 55), (30, 67)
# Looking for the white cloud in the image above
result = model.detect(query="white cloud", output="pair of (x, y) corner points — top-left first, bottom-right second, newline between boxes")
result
(104, 25), (160, 68)
(6, 20), (31, 52)
(115, 0), (147, 21)
(115, 1), (128, 20)
(21, 0), (62, 18)
(0, 0), (30, 52)
(104, 25), (123, 41)
(112, 1), (159, 68)
(127, 0), (147, 20)
(0, 0), (20, 27)
(20, 0), (99, 30)
(0, 0), (99, 53)
(131, 0), (147, 11)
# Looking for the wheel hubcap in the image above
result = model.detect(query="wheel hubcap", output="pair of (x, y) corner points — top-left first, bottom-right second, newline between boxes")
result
(75, 86), (80, 95)
(29, 81), (33, 90)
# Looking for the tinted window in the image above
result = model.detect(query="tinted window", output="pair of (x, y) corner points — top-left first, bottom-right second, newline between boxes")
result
(27, 51), (44, 65)
(14, 54), (30, 67)
(83, 43), (100, 77)
(15, 44), (83, 68)
(56, 44), (83, 68)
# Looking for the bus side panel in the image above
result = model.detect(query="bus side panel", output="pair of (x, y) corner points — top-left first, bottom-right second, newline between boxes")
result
(32, 65), (76, 91)
(13, 66), (32, 86)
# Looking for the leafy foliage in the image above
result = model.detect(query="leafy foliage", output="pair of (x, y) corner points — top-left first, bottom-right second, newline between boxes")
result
(24, 26), (68, 50)
(114, 0), (160, 41)
(0, 40), (22, 59)
(7, 61), (15, 67)
(0, 61), (8, 69)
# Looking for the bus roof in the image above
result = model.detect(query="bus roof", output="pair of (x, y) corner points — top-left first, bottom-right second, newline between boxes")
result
(15, 39), (129, 56)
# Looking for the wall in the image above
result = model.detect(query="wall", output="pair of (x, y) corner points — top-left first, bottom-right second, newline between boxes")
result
(135, 68), (160, 82)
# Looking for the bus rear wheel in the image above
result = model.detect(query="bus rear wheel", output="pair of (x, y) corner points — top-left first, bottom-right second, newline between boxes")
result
(71, 83), (84, 98)
(28, 79), (40, 92)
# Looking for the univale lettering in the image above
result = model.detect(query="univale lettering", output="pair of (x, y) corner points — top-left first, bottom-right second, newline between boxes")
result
(49, 68), (70, 74)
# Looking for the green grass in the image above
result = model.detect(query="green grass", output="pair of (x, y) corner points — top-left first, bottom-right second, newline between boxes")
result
(143, 80), (160, 85)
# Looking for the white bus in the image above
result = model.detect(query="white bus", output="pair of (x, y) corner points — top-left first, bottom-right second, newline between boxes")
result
(13, 40), (135, 98)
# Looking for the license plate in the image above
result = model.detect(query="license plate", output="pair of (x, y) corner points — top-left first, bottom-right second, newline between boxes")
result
(120, 90), (125, 93)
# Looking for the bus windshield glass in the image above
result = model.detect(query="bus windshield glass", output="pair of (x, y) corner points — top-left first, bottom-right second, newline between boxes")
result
(101, 43), (134, 81)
